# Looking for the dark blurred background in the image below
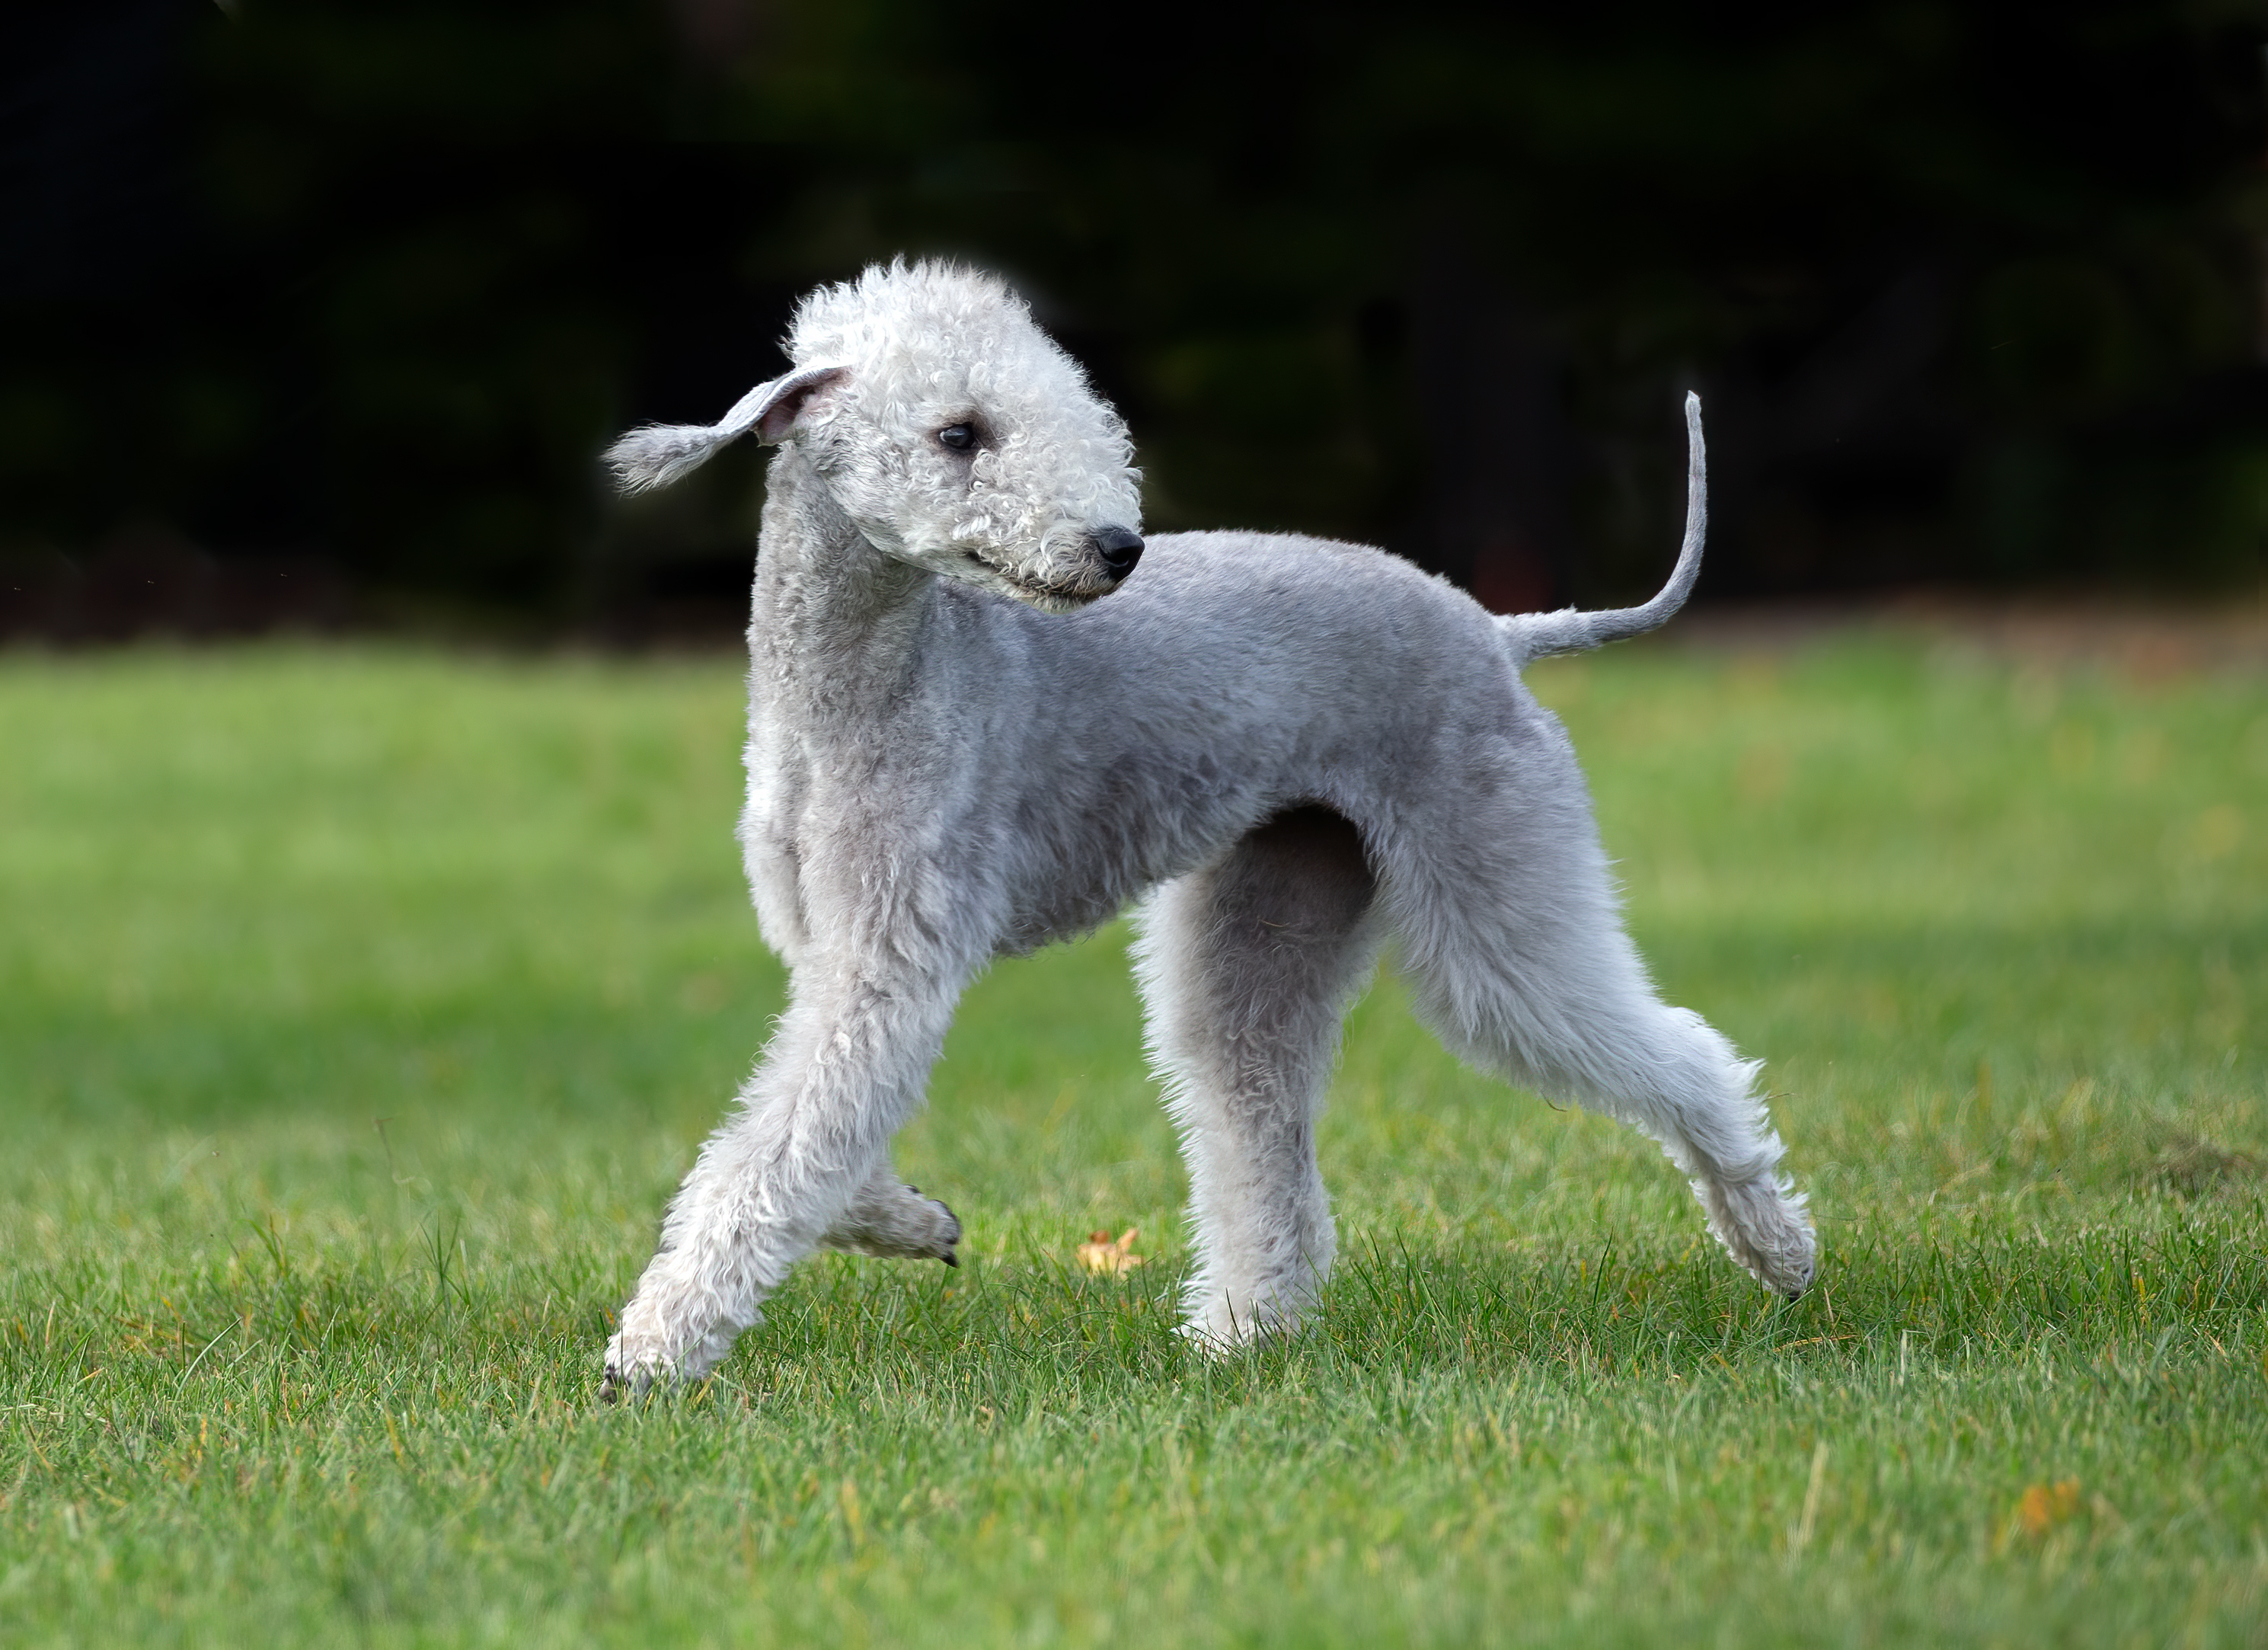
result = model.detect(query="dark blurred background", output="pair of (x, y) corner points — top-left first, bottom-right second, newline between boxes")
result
(5, 0), (2267, 641)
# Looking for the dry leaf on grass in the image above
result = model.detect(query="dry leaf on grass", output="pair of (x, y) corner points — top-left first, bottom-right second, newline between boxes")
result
(2016, 1479), (2083, 1537)
(1076, 1227), (1146, 1275)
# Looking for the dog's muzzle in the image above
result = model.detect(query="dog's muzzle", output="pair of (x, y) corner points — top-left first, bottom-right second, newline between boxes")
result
(1089, 526), (1143, 580)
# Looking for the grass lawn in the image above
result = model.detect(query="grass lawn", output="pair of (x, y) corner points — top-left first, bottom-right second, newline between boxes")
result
(2, 635), (2263, 1647)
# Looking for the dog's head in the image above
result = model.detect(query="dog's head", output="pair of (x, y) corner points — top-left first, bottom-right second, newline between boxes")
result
(606, 261), (1145, 613)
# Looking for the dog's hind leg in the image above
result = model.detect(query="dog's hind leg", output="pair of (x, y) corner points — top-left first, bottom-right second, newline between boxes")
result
(819, 1159), (962, 1265)
(1386, 803), (1816, 1298)
(1132, 805), (1382, 1348)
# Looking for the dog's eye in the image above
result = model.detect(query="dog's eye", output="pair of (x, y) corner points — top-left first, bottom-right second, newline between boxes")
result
(938, 424), (976, 452)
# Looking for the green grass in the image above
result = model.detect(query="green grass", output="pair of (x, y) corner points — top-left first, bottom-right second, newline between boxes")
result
(2, 638), (2264, 1647)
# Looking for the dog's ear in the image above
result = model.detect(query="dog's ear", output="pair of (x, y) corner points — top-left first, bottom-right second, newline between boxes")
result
(749, 364), (848, 445)
(603, 364), (851, 494)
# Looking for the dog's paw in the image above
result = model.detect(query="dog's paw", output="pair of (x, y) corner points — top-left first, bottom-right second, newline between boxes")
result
(1179, 1278), (1317, 1354)
(922, 1191), (963, 1267)
(599, 1337), (653, 1405)
(602, 1281), (743, 1403)
(825, 1182), (963, 1265)
(601, 1325), (687, 1404)
(1177, 1317), (1261, 1359)
(1698, 1174), (1816, 1299)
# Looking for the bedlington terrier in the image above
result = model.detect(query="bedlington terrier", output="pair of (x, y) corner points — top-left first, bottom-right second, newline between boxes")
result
(596, 259), (1814, 1397)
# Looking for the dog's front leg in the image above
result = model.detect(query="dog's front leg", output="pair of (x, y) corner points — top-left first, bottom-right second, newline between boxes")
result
(602, 961), (960, 1399)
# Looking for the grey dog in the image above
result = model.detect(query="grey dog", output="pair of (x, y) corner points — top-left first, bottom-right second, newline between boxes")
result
(596, 260), (1815, 1396)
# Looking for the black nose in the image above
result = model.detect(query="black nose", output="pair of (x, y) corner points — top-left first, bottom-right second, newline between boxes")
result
(1093, 526), (1144, 578)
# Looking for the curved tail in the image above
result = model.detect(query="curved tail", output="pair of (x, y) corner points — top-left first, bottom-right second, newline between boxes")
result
(1498, 391), (1707, 664)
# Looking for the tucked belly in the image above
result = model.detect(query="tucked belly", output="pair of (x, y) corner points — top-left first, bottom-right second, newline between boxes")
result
(989, 743), (1287, 955)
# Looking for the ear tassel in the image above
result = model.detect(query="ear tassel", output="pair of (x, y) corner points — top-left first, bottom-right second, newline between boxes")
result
(603, 424), (740, 494)
(602, 364), (848, 495)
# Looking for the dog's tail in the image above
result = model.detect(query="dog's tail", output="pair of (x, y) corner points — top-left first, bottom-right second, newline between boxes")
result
(1497, 392), (1707, 664)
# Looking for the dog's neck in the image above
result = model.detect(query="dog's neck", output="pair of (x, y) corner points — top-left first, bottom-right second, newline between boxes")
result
(749, 444), (938, 711)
